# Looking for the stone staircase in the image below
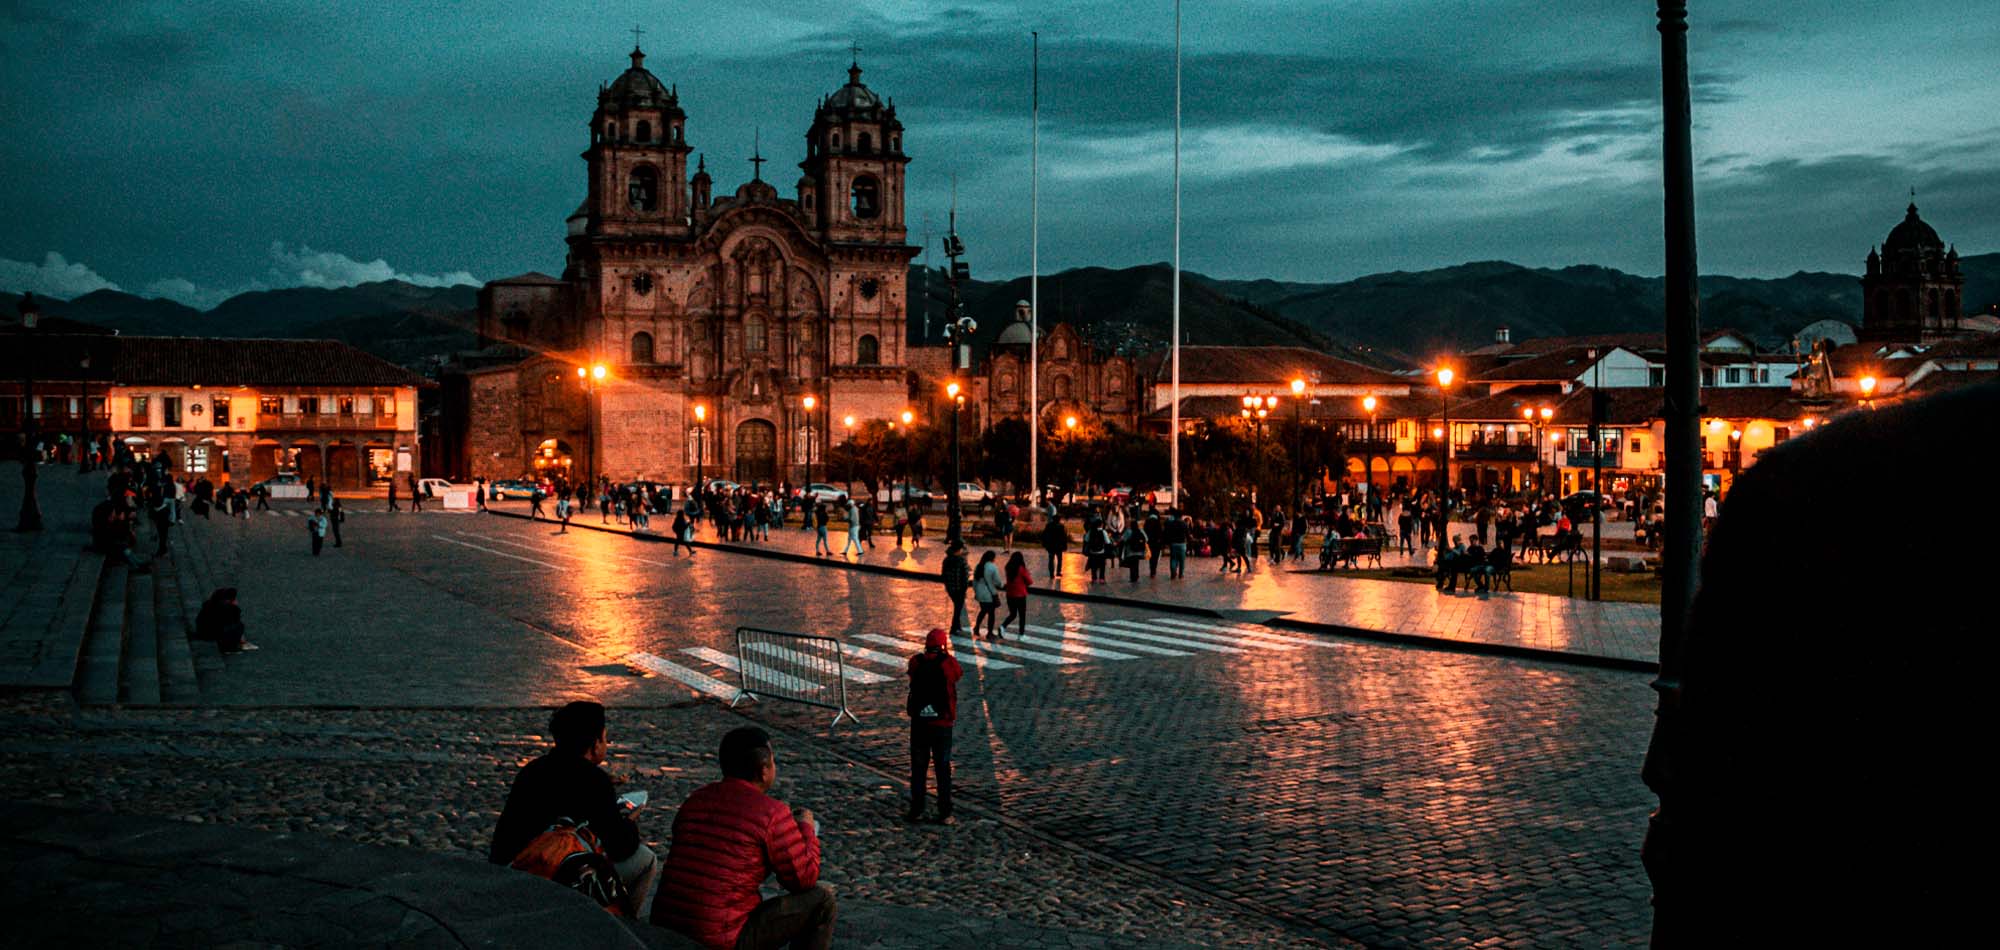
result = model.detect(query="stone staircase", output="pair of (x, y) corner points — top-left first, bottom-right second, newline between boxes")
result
(71, 512), (239, 706)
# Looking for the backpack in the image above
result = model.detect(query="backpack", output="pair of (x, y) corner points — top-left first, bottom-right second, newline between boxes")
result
(907, 654), (951, 721)
(508, 818), (630, 914)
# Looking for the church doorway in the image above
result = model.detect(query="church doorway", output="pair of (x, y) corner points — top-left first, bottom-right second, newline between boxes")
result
(734, 420), (776, 487)
(532, 438), (575, 480)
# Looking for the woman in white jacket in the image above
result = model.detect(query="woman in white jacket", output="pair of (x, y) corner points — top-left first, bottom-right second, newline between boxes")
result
(970, 550), (1004, 640)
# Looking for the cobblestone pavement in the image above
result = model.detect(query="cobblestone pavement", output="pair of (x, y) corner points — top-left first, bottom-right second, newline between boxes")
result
(482, 498), (1660, 666)
(4, 493), (1657, 946)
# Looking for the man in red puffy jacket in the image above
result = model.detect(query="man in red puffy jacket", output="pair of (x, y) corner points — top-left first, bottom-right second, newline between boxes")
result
(652, 726), (834, 949)
(906, 628), (964, 825)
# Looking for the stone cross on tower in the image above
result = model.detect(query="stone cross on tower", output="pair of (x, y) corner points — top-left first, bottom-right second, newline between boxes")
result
(849, 41), (863, 65)
(749, 128), (766, 181)
(631, 25), (645, 48)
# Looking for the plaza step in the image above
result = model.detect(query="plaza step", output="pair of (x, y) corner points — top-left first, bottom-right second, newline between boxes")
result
(154, 553), (202, 704)
(74, 563), (128, 705)
(119, 569), (163, 704)
(2, 546), (108, 691)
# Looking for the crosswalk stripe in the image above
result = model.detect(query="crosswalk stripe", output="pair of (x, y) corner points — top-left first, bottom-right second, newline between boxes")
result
(430, 534), (565, 569)
(1064, 621), (1243, 654)
(624, 651), (739, 700)
(682, 646), (823, 692)
(464, 530), (674, 568)
(1105, 618), (1297, 651)
(1007, 633), (1139, 660)
(896, 629), (1077, 665)
(1141, 616), (1338, 649)
(1021, 623), (1191, 657)
(852, 636), (1024, 672)
(741, 641), (893, 684)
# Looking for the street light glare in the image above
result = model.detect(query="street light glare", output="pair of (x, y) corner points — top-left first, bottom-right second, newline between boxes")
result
(945, 381), (961, 398)
(843, 414), (855, 427)
(1363, 395), (1378, 412)
(1436, 367), (1455, 388)
(1065, 415), (1078, 429)
(901, 410), (914, 425)
(802, 394), (816, 410)
(1859, 375), (1878, 396)
(1290, 377), (1306, 395)
(694, 404), (706, 421)
(576, 366), (587, 378)
(591, 364), (607, 380)
(1540, 407), (1553, 420)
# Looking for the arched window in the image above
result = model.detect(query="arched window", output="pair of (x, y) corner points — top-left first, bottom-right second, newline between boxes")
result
(831, 130), (842, 150)
(858, 132), (872, 153)
(891, 135), (900, 152)
(635, 120), (652, 143)
(746, 315), (767, 353)
(631, 332), (655, 364)
(629, 166), (658, 211)
(856, 334), (879, 365)
(850, 175), (880, 219)
(605, 121), (616, 141)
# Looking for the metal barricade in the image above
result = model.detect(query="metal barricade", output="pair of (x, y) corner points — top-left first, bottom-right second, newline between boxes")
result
(731, 627), (861, 726)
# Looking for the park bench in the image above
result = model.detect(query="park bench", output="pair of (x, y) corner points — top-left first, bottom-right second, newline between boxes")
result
(1318, 535), (1385, 571)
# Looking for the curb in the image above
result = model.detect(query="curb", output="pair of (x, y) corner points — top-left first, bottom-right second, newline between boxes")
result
(479, 509), (1658, 674)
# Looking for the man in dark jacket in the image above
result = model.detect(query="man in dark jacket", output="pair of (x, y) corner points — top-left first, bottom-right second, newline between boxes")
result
(906, 628), (964, 825)
(1040, 517), (1069, 578)
(941, 542), (970, 635)
(490, 701), (655, 918)
(653, 726), (832, 950)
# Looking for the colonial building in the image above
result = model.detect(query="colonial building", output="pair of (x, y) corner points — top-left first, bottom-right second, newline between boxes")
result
(0, 329), (427, 486)
(971, 301), (1143, 431)
(441, 48), (919, 487)
(1860, 201), (1966, 343)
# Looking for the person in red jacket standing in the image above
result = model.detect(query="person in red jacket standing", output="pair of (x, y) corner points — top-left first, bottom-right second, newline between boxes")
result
(652, 726), (834, 949)
(906, 628), (964, 825)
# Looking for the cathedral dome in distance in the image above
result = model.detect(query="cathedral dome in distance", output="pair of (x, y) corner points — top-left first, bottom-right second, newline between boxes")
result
(1883, 202), (1943, 253)
(605, 47), (673, 108)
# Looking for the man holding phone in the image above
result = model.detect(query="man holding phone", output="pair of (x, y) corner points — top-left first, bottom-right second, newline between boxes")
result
(653, 726), (834, 950)
(489, 701), (657, 917)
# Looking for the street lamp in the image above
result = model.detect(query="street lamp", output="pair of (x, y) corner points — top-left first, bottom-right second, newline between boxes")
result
(15, 293), (43, 532)
(1858, 374), (1878, 409)
(801, 393), (818, 488)
(945, 381), (964, 544)
(692, 403), (707, 495)
(1289, 377), (1306, 512)
(577, 364), (607, 488)
(1434, 366), (1455, 574)
(1362, 394), (1379, 509)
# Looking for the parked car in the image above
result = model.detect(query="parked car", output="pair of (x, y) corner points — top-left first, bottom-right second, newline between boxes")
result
(801, 482), (850, 505)
(1103, 485), (1135, 505)
(877, 484), (932, 505)
(250, 472), (300, 495)
(703, 479), (741, 496)
(956, 482), (996, 509)
(1561, 491), (1606, 519)
(416, 478), (460, 498)
(487, 479), (535, 500)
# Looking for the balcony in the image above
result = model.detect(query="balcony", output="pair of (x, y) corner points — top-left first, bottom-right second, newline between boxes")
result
(257, 413), (401, 431)
(1344, 437), (1397, 456)
(1702, 449), (1744, 471)
(1454, 440), (1535, 461)
(1566, 448), (1624, 469)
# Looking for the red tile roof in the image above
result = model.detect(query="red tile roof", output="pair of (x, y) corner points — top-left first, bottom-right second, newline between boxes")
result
(109, 337), (433, 388)
(1143, 346), (1403, 387)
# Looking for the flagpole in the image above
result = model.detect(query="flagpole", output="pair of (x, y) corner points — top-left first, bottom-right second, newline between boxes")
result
(1169, 0), (1182, 505)
(1029, 30), (1041, 511)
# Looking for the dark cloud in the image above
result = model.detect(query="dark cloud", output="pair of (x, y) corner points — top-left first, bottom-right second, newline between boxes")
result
(1, 0), (1994, 297)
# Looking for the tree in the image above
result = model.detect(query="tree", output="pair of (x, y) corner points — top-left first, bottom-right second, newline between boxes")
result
(978, 417), (1030, 489)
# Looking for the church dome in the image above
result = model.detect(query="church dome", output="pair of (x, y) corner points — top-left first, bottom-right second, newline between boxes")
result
(604, 47), (675, 109)
(824, 63), (883, 113)
(996, 304), (1035, 346)
(1883, 202), (1943, 253)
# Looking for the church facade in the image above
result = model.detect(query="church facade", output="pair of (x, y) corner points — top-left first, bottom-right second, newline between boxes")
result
(442, 48), (919, 487)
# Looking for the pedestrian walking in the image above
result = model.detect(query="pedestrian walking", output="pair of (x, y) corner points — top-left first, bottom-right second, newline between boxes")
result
(905, 629), (963, 826)
(970, 550), (1002, 639)
(1040, 517), (1068, 578)
(1120, 521), (1148, 582)
(907, 501), (925, 549)
(999, 552), (1031, 639)
(330, 499), (345, 547)
(409, 474), (424, 512)
(995, 502), (1015, 552)
(1164, 508), (1189, 579)
(859, 500), (876, 549)
(529, 486), (546, 520)
(840, 499), (863, 557)
(476, 478), (488, 512)
(149, 486), (173, 556)
(1083, 520), (1111, 583)
(308, 508), (328, 556)
(671, 508), (696, 557)
(256, 483), (272, 511)
(941, 541), (970, 636)
(1144, 508), (1163, 577)
(320, 481), (333, 511)
(387, 477), (399, 511)
(556, 493), (572, 533)
(813, 502), (832, 556)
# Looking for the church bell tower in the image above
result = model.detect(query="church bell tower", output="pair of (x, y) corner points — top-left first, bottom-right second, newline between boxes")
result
(798, 58), (909, 246)
(581, 45), (692, 238)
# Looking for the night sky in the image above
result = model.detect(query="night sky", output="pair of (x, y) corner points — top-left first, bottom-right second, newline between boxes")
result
(3, 0), (1995, 308)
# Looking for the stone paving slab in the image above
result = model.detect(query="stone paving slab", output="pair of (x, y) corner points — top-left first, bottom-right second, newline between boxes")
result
(483, 500), (1661, 670)
(0, 469), (107, 690)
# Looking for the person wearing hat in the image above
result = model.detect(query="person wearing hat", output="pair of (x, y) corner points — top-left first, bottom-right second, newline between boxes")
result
(940, 541), (971, 636)
(906, 628), (964, 825)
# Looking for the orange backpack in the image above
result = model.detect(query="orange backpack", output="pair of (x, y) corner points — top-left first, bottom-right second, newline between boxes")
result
(508, 818), (630, 914)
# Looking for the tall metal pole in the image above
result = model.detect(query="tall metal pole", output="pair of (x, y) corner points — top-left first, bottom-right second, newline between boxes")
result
(1029, 30), (1040, 511)
(15, 294), (43, 533)
(1589, 352), (1604, 601)
(949, 391), (963, 545)
(1168, 0), (1182, 505)
(1437, 389), (1450, 564)
(1644, 2), (1703, 944)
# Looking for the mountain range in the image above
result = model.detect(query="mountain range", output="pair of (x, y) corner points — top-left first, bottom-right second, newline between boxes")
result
(8, 253), (1995, 372)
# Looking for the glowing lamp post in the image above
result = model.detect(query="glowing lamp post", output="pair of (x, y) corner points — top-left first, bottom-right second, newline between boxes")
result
(945, 381), (964, 544)
(1289, 377), (1307, 510)
(692, 404), (707, 495)
(1362, 394), (1380, 507)
(1433, 366), (1455, 575)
